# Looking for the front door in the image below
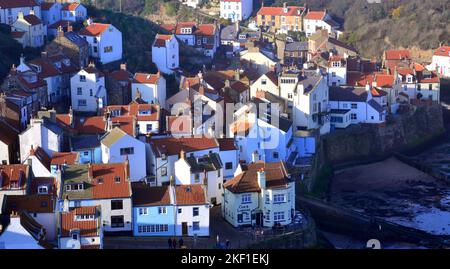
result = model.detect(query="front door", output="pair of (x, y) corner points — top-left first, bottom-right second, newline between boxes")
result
(255, 213), (262, 226)
(182, 222), (188, 236)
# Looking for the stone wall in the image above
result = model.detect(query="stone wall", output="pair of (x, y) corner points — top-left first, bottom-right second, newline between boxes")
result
(321, 104), (445, 165)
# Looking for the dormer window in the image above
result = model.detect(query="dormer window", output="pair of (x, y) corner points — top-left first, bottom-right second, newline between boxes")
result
(97, 178), (104, 184)
(66, 183), (84, 191)
(75, 214), (95, 221)
(10, 180), (19, 189)
(38, 185), (48, 194)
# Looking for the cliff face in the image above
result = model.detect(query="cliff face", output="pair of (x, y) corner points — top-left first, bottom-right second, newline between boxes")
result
(322, 104), (445, 165)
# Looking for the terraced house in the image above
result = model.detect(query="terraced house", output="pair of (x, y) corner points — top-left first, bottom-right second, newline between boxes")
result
(59, 162), (133, 233)
(161, 22), (220, 58)
(256, 3), (306, 34)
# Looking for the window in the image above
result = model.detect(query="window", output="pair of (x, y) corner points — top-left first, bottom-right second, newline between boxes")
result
(274, 212), (285, 221)
(261, 79), (267, 85)
(194, 173), (200, 183)
(72, 233), (78, 240)
(111, 216), (124, 228)
(225, 162), (233, 170)
(241, 194), (251, 204)
(138, 224), (168, 233)
(139, 208), (148, 215)
(146, 124), (153, 133)
(342, 103), (348, 108)
(104, 46), (113, 53)
(111, 200), (123, 210)
(273, 152), (279, 159)
(79, 75), (86, 82)
(332, 72), (336, 77)
(351, 113), (357, 120)
(178, 208), (182, 214)
(265, 194), (270, 204)
(115, 176), (121, 183)
(89, 89), (93, 96)
(78, 99), (87, 107)
(93, 47), (98, 53)
(273, 194), (285, 203)
(288, 93), (293, 99)
(158, 207), (167, 214)
(429, 84), (433, 91)
(77, 87), (82, 95)
(351, 103), (357, 109)
(97, 178), (104, 184)
(161, 167), (167, 176)
(193, 207), (199, 216)
(193, 221), (200, 231)
(120, 147), (134, 155)
(38, 186), (48, 194)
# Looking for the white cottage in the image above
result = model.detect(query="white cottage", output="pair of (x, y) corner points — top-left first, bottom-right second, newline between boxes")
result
(70, 63), (107, 113)
(101, 127), (147, 182)
(79, 23), (123, 64)
(152, 34), (179, 74)
(222, 161), (295, 227)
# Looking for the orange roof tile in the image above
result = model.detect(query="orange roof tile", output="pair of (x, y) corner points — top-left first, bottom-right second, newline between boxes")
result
(60, 206), (99, 237)
(175, 185), (206, 205)
(257, 6), (305, 16)
(51, 152), (79, 165)
(133, 72), (160, 84)
(62, 3), (80, 11)
(0, 164), (28, 190)
(385, 49), (411, 61)
(433, 46), (450, 57)
(79, 23), (110, 37)
(304, 10), (326, 20)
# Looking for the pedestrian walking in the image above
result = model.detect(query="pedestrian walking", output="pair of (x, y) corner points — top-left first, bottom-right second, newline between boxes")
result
(179, 237), (184, 247)
(168, 238), (172, 249)
(172, 238), (177, 249)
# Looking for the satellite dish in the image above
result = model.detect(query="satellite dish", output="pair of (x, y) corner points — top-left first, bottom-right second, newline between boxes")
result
(66, 238), (81, 249)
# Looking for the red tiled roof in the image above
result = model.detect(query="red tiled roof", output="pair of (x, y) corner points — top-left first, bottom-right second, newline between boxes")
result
(60, 206), (99, 237)
(106, 103), (160, 122)
(385, 49), (411, 61)
(0, 120), (18, 145)
(175, 185), (206, 205)
(51, 152), (79, 165)
(218, 138), (236, 151)
(0, 0), (39, 8)
(28, 58), (60, 78)
(149, 136), (219, 157)
(160, 24), (176, 33)
(434, 46), (450, 57)
(133, 72), (160, 84)
(230, 81), (249, 93)
(167, 115), (192, 134)
(4, 194), (55, 214)
(29, 177), (56, 196)
(257, 6), (305, 16)
(90, 163), (131, 199)
(224, 161), (290, 193)
(304, 10), (326, 20)
(74, 116), (106, 134)
(374, 74), (394, 88)
(194, 24), (216, 36)
(79, 23), (110, 37)
(109, 69), (132, 82)
(62, 3), (80, 11)
(420, 76), (440, 83)
(23, 14), (42, 25)
(153, 34), (173, 47)
(0, 164), (28, 190)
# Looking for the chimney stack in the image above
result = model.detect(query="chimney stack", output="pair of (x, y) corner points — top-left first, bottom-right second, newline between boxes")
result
(257, 168), (266, 189)
(18, 12), (24, 20)
(63, 195), (69, 212)
(69, 106), (73, 126)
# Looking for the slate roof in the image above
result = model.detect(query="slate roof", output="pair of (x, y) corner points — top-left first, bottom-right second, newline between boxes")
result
(368, 99), (384, 113)
(0, 0), (38, 8)
(185, 153), (222, 173)
(149, 136), (219, 157)
(220, 24), (238, 41)
(285, 41), (308, 52)
(329, 86), (368, 102)
(131, 183), (172, 206)
(70, 135), (101, 150)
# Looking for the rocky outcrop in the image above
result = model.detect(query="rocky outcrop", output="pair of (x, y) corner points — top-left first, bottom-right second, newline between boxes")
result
(321, 104), (445, 165)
